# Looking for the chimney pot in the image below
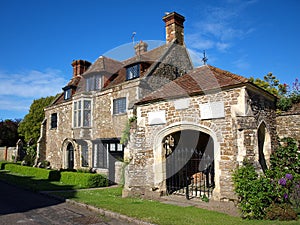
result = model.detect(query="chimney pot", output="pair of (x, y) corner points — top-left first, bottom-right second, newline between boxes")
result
(134, 41), (148, 56)
(163, 12), (185, 45)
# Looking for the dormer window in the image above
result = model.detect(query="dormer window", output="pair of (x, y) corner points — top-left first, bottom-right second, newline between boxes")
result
(64, 88), (72, 100)
(86, 75), (102, 92)
(126, 64), (140, 80)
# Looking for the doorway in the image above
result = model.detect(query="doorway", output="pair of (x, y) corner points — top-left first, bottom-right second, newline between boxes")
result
(66, 143), (74, 169)
(164, 129), (214, 199)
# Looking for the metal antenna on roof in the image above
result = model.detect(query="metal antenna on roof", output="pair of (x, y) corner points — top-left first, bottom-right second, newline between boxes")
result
(131, 32), (136, 45)
(202, 50), (208, 65)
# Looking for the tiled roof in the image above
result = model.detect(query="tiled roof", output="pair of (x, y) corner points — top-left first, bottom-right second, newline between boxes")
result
(104, 43), (173, 88)
(138, 65), (249, 104)
(84, 56), (123, 75)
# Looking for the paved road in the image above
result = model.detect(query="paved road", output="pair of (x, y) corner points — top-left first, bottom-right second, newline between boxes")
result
(0, 181), (132, 225)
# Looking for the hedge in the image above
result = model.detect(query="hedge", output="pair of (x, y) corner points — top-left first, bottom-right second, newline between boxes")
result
(1, 163), (108, 188)
(4, 164), (60, 181)
(60, 171), (108, 188)
(0, 161), (15, 170)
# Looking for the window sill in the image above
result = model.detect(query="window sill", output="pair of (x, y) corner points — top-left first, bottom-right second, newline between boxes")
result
(72, 127), (92, 129)
(112, 112), (127, 116)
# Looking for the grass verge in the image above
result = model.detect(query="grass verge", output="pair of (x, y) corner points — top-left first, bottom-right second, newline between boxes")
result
(51, 187), (300, 225)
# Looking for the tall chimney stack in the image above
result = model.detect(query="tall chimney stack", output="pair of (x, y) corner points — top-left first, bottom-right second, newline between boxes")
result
(163, 12), (185, 45)
(71, 60), (91, 77)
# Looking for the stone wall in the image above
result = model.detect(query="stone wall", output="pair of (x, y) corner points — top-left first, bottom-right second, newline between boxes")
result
(0, 147), (16, 161)
(44, 101), (73, 169)
(124, 85), (278, 200)
(124, 87), (245, 200)
(276, 112), (300, 142)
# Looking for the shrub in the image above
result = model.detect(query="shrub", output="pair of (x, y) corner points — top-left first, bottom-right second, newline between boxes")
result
(0, 161), (14, 170)
(4, 163), (59, 181)
(22, 145), (37, 166)
(233, 137), (300, 220)
(60, 171), (108, 188)
(232, 160), (275, 219)
(265, 202), (298, 221)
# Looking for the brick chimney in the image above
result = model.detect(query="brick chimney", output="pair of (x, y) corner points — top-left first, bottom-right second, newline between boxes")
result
(163, 12), (185, 45)
(134, 41), (148, 55)
(71, 59), (91, 77)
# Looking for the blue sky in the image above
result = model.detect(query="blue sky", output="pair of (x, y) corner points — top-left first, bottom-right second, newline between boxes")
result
(0, 0), (300, 120)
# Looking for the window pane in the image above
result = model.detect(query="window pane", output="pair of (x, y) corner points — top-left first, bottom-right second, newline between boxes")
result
(81, 145), (89, 167)
(83, 110), (91, 127)
(110, 143), (116, 151)
(126, 64), (140, 80)
(93, 143), (108, 168)
(117, 144), (123, 151)
(113, 98), (126, 114)
(95, 75), (102, 90)
(51, 113), (57, 129)
(78, 109), (81, 126)
(84, 100), (91, 109)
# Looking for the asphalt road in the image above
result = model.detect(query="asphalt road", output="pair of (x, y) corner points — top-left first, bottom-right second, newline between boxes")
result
(0, 181), (132, 225)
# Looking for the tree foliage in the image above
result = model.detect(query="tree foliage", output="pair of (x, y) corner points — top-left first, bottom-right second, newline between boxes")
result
(0, 119), (21, 147)
(250, 73), (300, 111)
(249, 72), (287, 96)
(18, 96), (56, 145)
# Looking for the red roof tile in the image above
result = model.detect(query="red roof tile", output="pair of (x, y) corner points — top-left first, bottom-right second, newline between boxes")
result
(138, 65), (249, 104)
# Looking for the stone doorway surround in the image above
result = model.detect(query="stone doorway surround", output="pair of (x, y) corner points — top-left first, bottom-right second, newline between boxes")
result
(61, 138), (77, 169)
(152, 122), (221, 200)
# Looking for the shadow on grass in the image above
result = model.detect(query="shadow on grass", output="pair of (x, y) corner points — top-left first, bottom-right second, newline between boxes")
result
(0, 171), (77, 215)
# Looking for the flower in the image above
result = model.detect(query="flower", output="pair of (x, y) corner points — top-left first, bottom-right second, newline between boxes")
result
(279, 178), (287, 186)
(284, 193), (288, 199)
(285, 173), (293, 180)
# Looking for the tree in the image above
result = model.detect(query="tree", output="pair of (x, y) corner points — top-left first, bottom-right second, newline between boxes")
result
(0, 119), (21, 147)
(250, 73), (300, 111)
(249, 72), (287, 96)
(18, 96), (56, 145)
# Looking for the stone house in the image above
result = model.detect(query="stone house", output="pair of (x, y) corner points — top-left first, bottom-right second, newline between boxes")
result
(38, 12), (193, 182)
(38, 11), (299, 201)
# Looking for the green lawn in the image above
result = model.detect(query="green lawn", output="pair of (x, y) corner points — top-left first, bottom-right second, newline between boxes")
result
(52, 187), (300, 225)
(1, 167), (299, 225)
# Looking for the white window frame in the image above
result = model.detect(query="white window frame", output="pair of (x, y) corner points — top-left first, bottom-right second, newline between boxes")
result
(73, 98), (92, 128)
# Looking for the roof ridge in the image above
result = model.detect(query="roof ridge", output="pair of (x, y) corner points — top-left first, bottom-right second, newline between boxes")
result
(207, 65), (248, 83)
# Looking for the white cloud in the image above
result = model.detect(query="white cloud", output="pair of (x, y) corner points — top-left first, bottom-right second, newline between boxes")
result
(0, 69), (67, 98)
(0, 68), (67, 119)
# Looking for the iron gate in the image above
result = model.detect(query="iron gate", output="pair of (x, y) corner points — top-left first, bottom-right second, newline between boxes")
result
(165, 132), (215, 200)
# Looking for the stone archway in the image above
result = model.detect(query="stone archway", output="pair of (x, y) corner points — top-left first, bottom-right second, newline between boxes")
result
(257, 122), (271, 172)
(66, 143), (74, 169)
(61, 138), (77, 169)
(152, 122), (220, 199)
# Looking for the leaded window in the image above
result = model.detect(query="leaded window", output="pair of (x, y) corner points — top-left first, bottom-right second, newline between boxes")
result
(126, 64), (140, 80)
(81, 145), (89, 167)
(93, 142), (108, 168)
(86, 75), (102, 92)
(73, 99), (91, 128)
(113, 97), (126, 114)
